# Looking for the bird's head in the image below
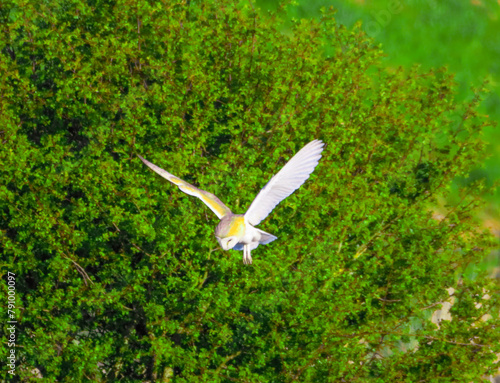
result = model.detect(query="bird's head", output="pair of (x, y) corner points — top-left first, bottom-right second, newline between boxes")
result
(216, 236), (239, 250)
(215, 215), (245, 251)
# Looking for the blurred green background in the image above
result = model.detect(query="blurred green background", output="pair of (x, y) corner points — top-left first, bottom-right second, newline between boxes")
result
(256, 0), (500, 222)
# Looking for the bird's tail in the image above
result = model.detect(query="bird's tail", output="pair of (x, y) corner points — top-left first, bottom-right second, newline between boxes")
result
(257, 229), (277, 245)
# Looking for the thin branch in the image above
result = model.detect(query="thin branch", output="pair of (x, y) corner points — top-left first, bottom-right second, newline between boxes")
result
(214, 351), (242, 374)
(63, 255), (93, 285)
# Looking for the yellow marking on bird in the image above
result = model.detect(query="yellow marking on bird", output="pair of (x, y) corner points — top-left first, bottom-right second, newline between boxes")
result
(180, 185), (195, 192)
(199, 194), (229, 217)
(170, 178), (184, 185)
(227, 216), (246, 237)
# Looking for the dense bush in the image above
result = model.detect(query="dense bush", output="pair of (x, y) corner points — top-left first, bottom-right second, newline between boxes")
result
(1, 0), (499, 381)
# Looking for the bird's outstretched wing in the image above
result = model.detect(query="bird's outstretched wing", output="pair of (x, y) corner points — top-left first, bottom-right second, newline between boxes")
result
(244, 140), (324, 226)
(137, 154), (232, 219)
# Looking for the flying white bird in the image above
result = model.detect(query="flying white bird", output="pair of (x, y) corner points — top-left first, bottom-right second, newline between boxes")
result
(138, 140), (324, 264)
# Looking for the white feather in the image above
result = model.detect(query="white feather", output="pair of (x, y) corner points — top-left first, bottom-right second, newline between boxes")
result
(244, 140), (324, 226)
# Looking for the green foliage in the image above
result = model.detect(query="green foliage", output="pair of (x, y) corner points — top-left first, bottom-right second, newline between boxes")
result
(259, 0), (500, 208)
(0, 0), (499, 381)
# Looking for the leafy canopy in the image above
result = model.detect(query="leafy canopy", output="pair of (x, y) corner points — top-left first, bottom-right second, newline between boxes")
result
(0, 0), (499, 381)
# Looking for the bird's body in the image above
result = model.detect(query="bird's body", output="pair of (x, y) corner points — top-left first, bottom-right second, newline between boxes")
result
(138, 140), (324, 264)
(215, 214), (277, 264)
